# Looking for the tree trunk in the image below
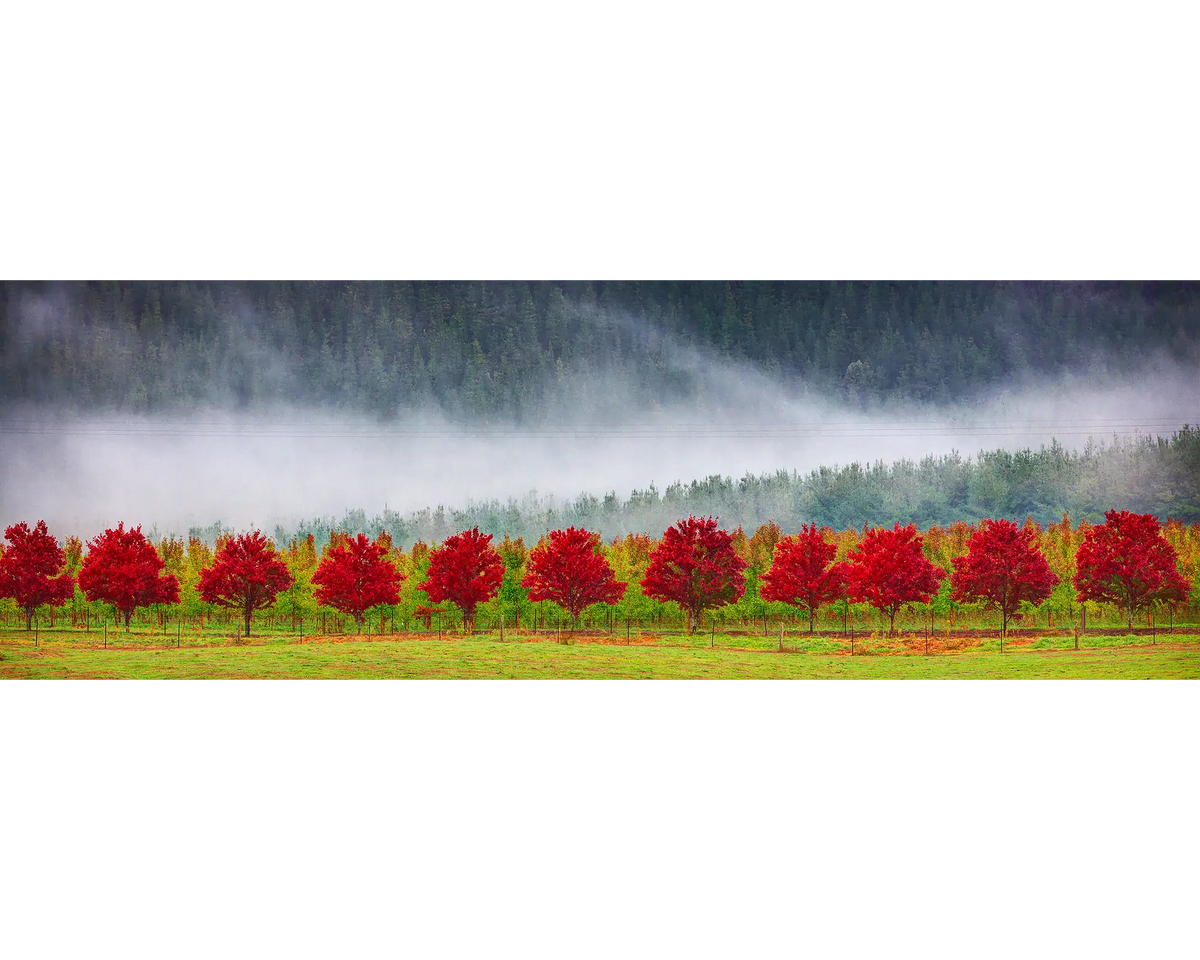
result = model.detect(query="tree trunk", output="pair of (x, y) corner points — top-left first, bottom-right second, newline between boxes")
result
(244, 607), (253, 637)
(356, 612), (364, 634)
(124, 608), (133, 628)
(809, 608), (815, 633)
(25, 607), (33, 631)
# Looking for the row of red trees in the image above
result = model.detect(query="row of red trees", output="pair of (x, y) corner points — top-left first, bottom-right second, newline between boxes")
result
(0, 510), (1191, 637)
(0, 521), (536, 636)
(753, 511), (1189, 635)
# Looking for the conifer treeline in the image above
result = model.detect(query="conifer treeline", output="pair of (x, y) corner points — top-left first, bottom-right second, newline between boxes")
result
(233, 428), (1200, 550)
(4, 281), (1198, 415)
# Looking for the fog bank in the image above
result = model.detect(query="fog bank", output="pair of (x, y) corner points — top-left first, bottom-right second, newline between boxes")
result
(2, 353), (1197, 540)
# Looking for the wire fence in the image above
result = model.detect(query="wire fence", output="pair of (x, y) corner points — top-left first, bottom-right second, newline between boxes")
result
(3, 601), (1197, 656)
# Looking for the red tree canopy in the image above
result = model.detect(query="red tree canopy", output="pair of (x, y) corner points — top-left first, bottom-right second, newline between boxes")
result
(640, 516), (746, 633)
(845, 523), (944, 633)
(311, 533), (405, 631)
(522, 526), (626, 624)
(198, 530), (294, 636)
(950, 518), (1059, 634)
(759, 524), (848, 630)
(1073, 510), (1190, 627)
(421, 527), (505, 627)
(78, 522), (181, 627)
(0, 521), (75, 630)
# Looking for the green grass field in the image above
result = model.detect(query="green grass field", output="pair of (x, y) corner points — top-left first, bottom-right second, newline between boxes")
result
(2, 627), (1198, 678)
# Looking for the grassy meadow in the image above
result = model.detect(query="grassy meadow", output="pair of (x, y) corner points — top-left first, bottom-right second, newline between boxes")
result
(2, 624), (1198, 678)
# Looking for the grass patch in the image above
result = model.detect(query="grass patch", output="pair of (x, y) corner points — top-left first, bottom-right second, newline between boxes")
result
(2, 629), (1199, 679)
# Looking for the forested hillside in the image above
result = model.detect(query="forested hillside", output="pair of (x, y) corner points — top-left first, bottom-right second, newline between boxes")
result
(4, 281), (1198, 416)
(7, 281), (1199, 535)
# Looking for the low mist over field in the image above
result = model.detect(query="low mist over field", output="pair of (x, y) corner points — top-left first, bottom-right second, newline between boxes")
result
(2, 358), (1198, 541)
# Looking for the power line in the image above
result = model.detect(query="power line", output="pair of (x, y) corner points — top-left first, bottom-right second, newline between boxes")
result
(0, 416), (1195, 441)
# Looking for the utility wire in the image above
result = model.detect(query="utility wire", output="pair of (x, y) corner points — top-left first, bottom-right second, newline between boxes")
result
(0, 416), (1195, 440)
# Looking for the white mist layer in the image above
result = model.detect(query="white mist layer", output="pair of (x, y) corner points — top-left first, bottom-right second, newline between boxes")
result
(2, 358), (1197, 540)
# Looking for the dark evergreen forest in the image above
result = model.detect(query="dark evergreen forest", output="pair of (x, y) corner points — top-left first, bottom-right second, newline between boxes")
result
(3, 281), (1199, 416)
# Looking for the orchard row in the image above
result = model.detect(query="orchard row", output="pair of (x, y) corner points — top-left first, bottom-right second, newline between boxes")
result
(2, 511), (1197, 637)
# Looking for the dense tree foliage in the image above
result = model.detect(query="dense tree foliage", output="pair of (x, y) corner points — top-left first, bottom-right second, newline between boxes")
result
(845, 523), (944, 634)
(311, 532), (404, 632)
(420, 527), (505, 630)
(1073, 510), (1190, 629)
(0, 520), (74, 630)
(4, 281), (1198, 415)
(198, 530), (294, 636)
(759, 524), (848, 632)
(521, 526), (625, 628)
(78, 523), (181, 627)
(949, 519), (1059, 636)
(3, 512), (1198, 636)
(641, 516), (747, 633)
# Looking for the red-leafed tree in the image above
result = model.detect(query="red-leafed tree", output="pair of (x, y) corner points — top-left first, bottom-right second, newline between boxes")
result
(522, 526), (626, 629)
(845, 522), (944, 635)
(198, 530), (294, 636)
(0, 521), (75, 630)
(311, 533), (405, 633)
(1073, 510), (1190, 630)
(78, 522), (181, 628)
(950, 518), (1059, 637)
(759, 524), (849, 632)
(641, 516), (747, 633)
(421, 527), (505, 631)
